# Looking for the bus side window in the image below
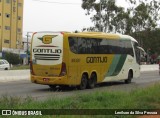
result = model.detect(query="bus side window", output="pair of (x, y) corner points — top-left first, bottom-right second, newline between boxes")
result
(77, 37), (89, 54)
(107, 40), (114, 54)
(133, 42), (140, 64)
(120, 40), (125, 54)
(125, 41), (134, 56)
(69, 37), (78, 53)
(90, 38), (96, 54)
(86, 39), (91, 53)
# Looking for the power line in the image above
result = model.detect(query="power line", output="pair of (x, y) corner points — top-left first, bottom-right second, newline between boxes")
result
(32, 0), (81, 5)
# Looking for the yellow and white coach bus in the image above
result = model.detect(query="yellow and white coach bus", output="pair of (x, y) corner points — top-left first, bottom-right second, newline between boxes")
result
(30, 32), (141, 90)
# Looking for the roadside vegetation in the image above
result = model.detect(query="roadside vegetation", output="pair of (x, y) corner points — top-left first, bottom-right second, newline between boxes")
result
(10, 65), (29, 70)
(0, 83), (160, 118)
(2, 51), (21, 65)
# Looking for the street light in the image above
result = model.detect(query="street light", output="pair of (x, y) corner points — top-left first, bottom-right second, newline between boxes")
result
(17, 32), (22, 63)
(25, 32), (33, 64)
(26, 33), (30, 55)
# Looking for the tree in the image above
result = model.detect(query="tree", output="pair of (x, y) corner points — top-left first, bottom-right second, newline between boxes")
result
(82, 0), (126, 32)
(82, 0), (160, 34)
(127, 0), (160, 46)
(3, 52), (21, 65)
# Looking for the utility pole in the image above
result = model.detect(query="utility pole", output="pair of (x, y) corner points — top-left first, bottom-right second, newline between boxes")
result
(26, 32), (32, 64)
(26, 32), (29, 56)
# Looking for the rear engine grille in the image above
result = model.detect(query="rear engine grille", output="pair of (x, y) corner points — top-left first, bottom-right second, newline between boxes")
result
(34, 54), (60, 60)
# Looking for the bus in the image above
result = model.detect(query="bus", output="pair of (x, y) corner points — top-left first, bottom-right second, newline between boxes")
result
(30, 32), (141, 90)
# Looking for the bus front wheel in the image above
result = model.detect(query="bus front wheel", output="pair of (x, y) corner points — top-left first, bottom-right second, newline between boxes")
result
(87, 73), (97, 89)
(125, 71), (133, 84)
(78, 74), (88, 90)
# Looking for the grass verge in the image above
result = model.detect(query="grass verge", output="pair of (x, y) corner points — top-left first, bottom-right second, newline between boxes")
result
(0, 83), (160, 118)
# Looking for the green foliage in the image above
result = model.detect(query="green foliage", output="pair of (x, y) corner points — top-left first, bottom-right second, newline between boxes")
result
(131, 28), (160, 54)
(3, 51), (21, 65)
(82, 0), (123, 32)
(82, 0), (160, 33)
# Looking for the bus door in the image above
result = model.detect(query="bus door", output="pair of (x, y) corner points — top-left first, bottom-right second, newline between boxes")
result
(133, 42), (141, 77)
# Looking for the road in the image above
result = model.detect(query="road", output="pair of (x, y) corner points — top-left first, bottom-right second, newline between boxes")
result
(0, 71), (159, 100)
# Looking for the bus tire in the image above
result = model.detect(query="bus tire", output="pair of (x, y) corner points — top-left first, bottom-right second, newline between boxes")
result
(125, 71), (133, 84)
(87, 73), (97, 89)
(49, 85), (57, 89)
(60, 85), (69, 90)
(78, 74), (88, 90)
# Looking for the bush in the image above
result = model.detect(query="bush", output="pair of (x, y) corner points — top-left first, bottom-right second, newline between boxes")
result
(3, 51), (21, 65)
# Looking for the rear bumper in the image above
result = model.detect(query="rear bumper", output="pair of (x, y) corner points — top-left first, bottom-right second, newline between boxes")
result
(31, 75), (68, 85)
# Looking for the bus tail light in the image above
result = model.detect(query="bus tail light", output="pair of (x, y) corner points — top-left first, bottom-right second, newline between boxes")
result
(30, 61), (35, 75)
(59, 62), (67, 76)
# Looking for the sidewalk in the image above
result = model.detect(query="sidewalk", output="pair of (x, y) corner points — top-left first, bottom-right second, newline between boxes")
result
(0, 70), (30, 82)
(140, 64), (159, 72)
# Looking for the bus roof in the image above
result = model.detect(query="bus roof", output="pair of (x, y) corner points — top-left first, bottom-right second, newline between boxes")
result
(66, 32), (138, 43)
(66, 32), (120, 39)
(118, 34), (138, 43)
(33, 31), (138, 43)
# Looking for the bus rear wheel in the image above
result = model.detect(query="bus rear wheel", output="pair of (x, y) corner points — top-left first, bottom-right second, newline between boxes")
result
(49, 85), (57, 90)
(125, 71), (133, 84)
(87, 73), (97, 89)
(78, 74), (88, 90)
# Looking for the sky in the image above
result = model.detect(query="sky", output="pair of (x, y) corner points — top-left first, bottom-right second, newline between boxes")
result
(23, 0), (128, 36)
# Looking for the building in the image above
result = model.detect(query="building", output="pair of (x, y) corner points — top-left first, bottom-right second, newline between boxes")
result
(0, 0), (24, 56)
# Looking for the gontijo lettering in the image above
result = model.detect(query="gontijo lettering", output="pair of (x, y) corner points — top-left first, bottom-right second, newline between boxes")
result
(33, 49), (62, 54)
(86, 57), (107, 63)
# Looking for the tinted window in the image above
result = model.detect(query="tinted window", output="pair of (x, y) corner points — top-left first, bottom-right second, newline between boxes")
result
(3, 60), (9, 64)
(125, 41), (134, 56)
(69, 37), (78, 53)
(5, 26), (10, 30)
(5, 13), (10, 18)
(4, 39), (10, 44)
(133, 42), (140, 64)
(78, 37), (87, 53)
(0, 61), (4, 65)
(68, 37), (133, 56)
